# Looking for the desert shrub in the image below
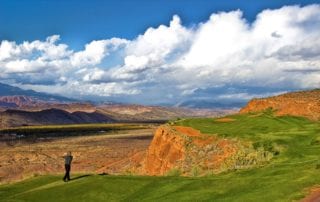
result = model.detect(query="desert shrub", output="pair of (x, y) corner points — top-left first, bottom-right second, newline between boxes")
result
(33, 173), (40, 177)
(264, 107), (275, 115)
(204, 170), (216, 177)
(166, 168), (182, 177)
(191, 166), (201, 177)
(219, 142), (274, 172)
(253, 140), (280, 155)
(121, 169), (135, 176)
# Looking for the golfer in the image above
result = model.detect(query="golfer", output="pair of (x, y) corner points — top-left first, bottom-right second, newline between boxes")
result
(63, 151), (73, 182)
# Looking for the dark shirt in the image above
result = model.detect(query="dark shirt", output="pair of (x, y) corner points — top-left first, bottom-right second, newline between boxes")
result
(64, 155), (73, 165)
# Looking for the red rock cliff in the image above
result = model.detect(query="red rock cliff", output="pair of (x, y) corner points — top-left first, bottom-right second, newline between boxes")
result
(240, 89), (320, 120)
(141, 125), (241, 176)
(143, 125), (186, 175)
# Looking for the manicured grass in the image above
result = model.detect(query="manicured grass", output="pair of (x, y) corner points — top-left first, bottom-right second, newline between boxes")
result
(176, 112), (312, 140)
(176, 113), (320, 162)
(1, 167), (319, 202)
(1, 112), (320, 201)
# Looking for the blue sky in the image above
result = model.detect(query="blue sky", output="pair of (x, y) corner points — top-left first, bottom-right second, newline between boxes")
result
(0, 0), (320, 106)
(1, 0), (317, 49)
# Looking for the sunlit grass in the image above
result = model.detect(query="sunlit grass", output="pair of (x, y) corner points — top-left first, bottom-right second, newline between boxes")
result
(1, 112), (320, 201)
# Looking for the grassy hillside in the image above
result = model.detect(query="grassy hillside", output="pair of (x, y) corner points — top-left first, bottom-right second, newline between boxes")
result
(1, 112), (320, 201)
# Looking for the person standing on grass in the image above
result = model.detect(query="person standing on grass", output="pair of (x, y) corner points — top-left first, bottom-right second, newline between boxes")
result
(63, 151), (73, 182)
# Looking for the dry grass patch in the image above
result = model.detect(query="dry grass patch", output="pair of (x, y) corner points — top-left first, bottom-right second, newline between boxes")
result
(215, 118), (236, 122)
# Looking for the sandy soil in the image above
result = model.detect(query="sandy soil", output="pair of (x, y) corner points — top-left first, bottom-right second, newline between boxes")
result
(0, 129), (154, 184)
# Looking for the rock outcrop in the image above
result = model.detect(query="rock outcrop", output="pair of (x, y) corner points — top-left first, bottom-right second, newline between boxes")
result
(240, 89), (320, 120)
(140, 125), (271, 176)
(143, 125), (187, 175)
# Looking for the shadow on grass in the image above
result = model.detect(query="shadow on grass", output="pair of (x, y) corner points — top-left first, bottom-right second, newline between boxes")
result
(70, 174), (93, 181)
(98, 172), (109, 176)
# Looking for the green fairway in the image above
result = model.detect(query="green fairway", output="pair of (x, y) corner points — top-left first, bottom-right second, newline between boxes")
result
(1, 112), (320, 201)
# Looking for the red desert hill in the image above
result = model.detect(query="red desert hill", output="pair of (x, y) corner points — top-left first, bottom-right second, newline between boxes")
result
(240, 89), (320, 121)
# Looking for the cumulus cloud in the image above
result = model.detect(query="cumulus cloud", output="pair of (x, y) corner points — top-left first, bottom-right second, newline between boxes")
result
(0, 4), (320, 105)
(126, 15), (192, 65)
(71, 38), (128, 67)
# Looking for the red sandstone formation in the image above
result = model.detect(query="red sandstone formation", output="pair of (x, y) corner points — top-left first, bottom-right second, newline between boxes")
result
(143, 126), (186, 175)
(141, 125), (240, 176)
(240, 89), (320, 120)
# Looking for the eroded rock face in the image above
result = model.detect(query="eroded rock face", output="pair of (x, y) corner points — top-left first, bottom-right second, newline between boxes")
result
(140, 124), (275, 176)
(141, 125), (242, 176)
(240, 89), (320, 120)
(143, 126), (186, 175)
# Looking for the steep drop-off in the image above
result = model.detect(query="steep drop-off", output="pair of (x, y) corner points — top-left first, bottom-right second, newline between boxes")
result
(240, 89), (320, 120)
(140, 125), (272, 176)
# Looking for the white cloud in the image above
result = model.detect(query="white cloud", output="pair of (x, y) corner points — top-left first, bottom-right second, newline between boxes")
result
(4, 59), (45, 73)
(0, 41), (20, 61)
(71, 38), (128, 67)
(0, 4), (320, 104)
(127, 15), (191, 59)
(178, 10), (249, 69)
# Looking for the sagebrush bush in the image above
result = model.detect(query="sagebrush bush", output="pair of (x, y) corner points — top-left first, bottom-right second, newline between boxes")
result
(166, 168), (182, 177)
(191, 166), (201, 177)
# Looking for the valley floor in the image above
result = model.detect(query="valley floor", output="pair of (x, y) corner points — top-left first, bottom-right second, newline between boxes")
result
(0, 128), (154, 183)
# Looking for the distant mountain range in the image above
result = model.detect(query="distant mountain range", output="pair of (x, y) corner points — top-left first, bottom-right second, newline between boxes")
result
(0, 82), (239, 128)
(0, 83), (76, 102)
(0, 82), (247, 109)
(0, 108), (114, 128)
(0, 95), (95, 112)
(0, 102), (235, 128)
